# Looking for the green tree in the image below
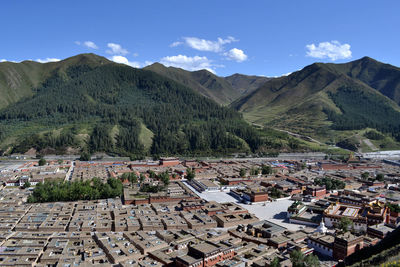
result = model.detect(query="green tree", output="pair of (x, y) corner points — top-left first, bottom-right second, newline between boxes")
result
(122, 173), (138, 187)
(23, 181), (31, 189)
(315, 177), (345, 190)
(290, 250), (319, 267)
(386, 202), (400, 213)
(239, 168), (246, 177)
(38, 158), (46, 166)
(79, 152), (91, 161)
(28, 177), (123, 203)
(361, 172), (369, 180)
(304, 254), (320, 267)
(376, 173), (384, 181)
(250, 167), (260, 176)
(269, 187), (283, 199)
(159, 172), (170, 186)
(261, 164), (273, 175)
(338, 217), (353, 233)
(290, 250), (304, 267)
(186, 168), (195, 181)
(139, 173), (146, 183)
(148, 170), (156, 178)
(270, 257), (281, 267)
(121, 173), (129, 180)
(129, 173), (138, 185)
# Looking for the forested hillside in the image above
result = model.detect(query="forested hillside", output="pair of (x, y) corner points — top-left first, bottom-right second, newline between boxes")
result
(144, 63), (269, 105)
(0, 54), (110, 109)
(145, 63), (241, 105)
(3, 54), (397, 155)
(0, 54), (311, 157)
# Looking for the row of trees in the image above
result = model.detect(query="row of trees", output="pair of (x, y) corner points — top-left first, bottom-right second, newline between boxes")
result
(27, 177), (123, 203)
(239, 165), (274, 177)
(270, 250), (320, 267)
(314, 177), (345, 190)
(386, 202), (400, 213)
(361, 172), (385, 182)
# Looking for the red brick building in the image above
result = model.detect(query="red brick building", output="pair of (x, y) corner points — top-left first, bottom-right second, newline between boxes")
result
(304, 185), (326, 198)
(160, 157), (180, 167)
(333, 233), (364, 260)
(243, 190), (268, 202)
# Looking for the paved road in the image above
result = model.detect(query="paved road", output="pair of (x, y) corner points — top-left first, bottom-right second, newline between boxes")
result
(65, 161), (75, 181)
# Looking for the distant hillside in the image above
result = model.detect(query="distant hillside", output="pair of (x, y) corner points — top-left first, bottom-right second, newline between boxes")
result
(232, 57), (400, 151)
(325, 56), (400, 105)
(225, 73), (270, 95)
(0, 54), (316, 157)
(0, 54), (110, 109)
(144, 63), (267, 105)
(144, 63), (239, 105)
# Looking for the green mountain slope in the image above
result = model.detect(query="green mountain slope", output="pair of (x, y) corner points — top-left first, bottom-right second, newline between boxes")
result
(232, 58), (400, 150)
(224, 73), (270, 95)
(0, 54), (111, 109)
(325, 56), (400, 104)
(144, 63), (267, 105)
(144, 63), (241, 105)
(0, 54), (313, 157)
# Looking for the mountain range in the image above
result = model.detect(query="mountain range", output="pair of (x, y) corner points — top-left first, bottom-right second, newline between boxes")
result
(144, 63), (269, 105)
(0, 53), (399, 156)
(0, 54), (306, 157)
(232, 57), (400, 150)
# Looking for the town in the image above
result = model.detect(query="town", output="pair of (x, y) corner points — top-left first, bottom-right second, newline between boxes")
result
(0, 154), (399, 266)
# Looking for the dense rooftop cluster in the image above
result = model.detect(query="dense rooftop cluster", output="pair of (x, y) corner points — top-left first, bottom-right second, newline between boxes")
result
(0, 154), (399, 266)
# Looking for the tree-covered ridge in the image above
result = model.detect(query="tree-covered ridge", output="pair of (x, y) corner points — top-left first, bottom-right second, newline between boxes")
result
(324, 86), (400, 141)
(0, 60), (303, 157)
(230, 57), (400, 149)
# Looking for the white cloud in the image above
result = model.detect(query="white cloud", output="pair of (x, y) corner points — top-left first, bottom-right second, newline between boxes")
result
(181, 36), (237, 52)
(224, 48), (248, 62)
(83, 41), (98, 49)
(36, 58), (61, 63)
(306, 40), (352, 61)
(1, 59), (18, 63)
(110, 55), (140, 68)
(160, 55), (215, 73)
(170, 41), (183, 47)
(109, 56), (152, 69)
(106, 43), (129, 55)
(75, 40), (98, 49)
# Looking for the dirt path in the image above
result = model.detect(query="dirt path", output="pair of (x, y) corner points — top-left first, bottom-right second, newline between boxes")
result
(275, 128), (324, 145)
(363, 138), (378, 151)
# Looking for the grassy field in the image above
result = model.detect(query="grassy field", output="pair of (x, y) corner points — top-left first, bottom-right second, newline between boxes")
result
(138, 123), (154, 151)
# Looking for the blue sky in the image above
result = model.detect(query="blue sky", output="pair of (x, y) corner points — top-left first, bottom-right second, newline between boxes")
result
(1, 0), (399, 77)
